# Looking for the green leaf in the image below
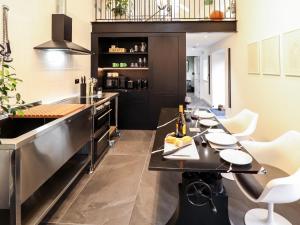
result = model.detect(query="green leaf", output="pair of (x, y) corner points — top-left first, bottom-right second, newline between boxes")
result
(16, 93), (21, 102)
(16, 109), (24, 116)
(1, 105), (8, 113)
(0, 61), (25, 115)
(204, 0), (214, 5)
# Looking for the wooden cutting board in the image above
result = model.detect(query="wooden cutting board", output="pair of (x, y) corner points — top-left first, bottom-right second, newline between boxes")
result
(14, 104), (85, 118)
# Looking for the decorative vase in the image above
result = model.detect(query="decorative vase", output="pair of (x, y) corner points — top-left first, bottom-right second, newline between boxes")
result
(209, 10), (224, 20)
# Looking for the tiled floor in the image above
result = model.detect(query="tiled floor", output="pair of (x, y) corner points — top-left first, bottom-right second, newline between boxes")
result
(186, 92), (211, 109)
(43, 130), (300, 225)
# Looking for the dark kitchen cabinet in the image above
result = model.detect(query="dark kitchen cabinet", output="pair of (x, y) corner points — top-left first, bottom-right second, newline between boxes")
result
(149, 94), (179, 128)
(149, 36), (179, 94)
(118, 90), (150, 129)
(147, 34), (186, 128)
(91, 31), (186, 130)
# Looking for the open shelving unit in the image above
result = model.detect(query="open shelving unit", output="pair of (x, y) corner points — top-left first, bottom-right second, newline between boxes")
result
(21, 153), (90, 225)
(98, 37), (149, 75)
(100, 52), (148, 55)
(98, 67), (149, 71)
(96, 36), (151, 130)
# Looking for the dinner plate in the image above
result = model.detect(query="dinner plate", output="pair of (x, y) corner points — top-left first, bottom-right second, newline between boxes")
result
(199, 119), (219, 127)
(194, 110), (215, 119)
(205, 133), (238, 145)
(220, 149), (253, 165)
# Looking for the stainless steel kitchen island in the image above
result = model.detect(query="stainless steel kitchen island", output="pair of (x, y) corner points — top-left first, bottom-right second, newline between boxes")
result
(0, 103), (93, 225)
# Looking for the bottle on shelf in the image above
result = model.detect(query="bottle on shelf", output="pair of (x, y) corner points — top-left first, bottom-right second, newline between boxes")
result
(138, 58), (143, 67)
(175, 105), (187, 138)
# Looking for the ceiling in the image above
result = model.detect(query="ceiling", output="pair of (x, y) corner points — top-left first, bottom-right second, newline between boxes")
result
(186, 32), (234, 49)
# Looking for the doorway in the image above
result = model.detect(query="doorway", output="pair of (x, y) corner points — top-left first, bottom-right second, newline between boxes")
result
(186, 33), (233, 109)
(186, 56), (196, 93)
(211, 49), (226, 108)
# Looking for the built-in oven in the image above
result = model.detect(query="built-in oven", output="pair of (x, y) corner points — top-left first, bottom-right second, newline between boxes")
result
(92, 101), (111, 169)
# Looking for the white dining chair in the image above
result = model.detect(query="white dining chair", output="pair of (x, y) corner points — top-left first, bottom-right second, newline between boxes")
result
(219, 109), (259, 141)
(219, 109), (259, 180)
(234, 131), (300, 225)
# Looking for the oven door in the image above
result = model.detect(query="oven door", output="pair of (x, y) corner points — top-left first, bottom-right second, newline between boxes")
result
(93, 102), (111, 166)
(93, 129), (110, 166)
(94, 102), (111, 133)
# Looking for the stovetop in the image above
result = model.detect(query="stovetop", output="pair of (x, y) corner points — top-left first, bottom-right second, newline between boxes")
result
(62, 96), (105, 105)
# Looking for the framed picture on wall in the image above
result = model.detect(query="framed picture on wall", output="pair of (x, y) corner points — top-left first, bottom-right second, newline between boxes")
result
(283, 29), (300, 77)
(261, 36), (281, 76)
(248, 42), (260, 75)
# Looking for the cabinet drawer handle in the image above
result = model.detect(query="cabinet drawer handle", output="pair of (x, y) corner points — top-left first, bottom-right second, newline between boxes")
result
(97, 109), (112, 121)
(96, 105), (104, 111)
(97, 130), (110, 143)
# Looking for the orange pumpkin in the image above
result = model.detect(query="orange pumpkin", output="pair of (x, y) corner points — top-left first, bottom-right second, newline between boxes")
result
(209, 10), (224, 20)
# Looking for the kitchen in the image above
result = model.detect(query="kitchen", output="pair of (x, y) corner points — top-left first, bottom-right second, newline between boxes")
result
(1, 0), (300, 225)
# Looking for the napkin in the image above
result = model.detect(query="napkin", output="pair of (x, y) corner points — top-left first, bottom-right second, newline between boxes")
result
(208, 142), (239, 150)
(189, 127), (201, 132)
(208, 128), (225, 133)
(164, 140), (200, 160)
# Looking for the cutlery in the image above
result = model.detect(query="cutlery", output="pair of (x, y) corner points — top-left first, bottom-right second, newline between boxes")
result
(157, 117), (177, 129)
(169, 154), (193, 157)
(151, 148), (164, 154)
(214, 146), (241, 150)
(200, 136), (207, 146)
(212, 147), (241, 153)
(227, 163), (233, 173)
(192, 127), (211, 139)
(162, 144), (192, 157)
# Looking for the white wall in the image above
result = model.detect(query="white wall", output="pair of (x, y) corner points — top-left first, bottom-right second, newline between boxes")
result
(199, 53), (212, 105)
(193, 56), (201, 98)
(209, 0), (300, 140)
(186, 56), (194, 84)
(0, 0), (93, 103)
(211, 49), (226, 107)
(187, 47), (204, 56)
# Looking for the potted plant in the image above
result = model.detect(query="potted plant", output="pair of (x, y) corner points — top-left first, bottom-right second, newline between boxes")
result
(0, 59), (24, 116)
(106, 0), (129, 19)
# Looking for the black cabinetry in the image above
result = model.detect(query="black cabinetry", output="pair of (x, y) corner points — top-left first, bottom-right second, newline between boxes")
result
(118, 90), (150, 129)
(91, 31), (186, 130)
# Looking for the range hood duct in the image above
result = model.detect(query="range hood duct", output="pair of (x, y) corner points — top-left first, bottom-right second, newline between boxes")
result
(56, 0), (67, 14)
(34, 0), (92, 55)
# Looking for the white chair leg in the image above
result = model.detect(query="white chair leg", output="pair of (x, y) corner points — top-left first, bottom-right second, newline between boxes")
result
(244, 203), (292, 225)
(221, 173), (235, 181)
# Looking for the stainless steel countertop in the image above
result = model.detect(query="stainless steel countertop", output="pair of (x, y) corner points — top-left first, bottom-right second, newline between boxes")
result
(0, 105), (92, 150)
(0, 92), (119, 150)
(56, 92), (119, 107)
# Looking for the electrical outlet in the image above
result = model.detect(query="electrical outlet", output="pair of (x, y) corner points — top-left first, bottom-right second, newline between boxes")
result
(75, 79), (80, 84)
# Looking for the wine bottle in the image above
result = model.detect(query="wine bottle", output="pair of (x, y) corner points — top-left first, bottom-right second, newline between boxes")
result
(175, 105), (187, 138)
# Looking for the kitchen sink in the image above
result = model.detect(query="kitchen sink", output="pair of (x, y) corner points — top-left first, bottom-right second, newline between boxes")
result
(0, 118), (55, 139)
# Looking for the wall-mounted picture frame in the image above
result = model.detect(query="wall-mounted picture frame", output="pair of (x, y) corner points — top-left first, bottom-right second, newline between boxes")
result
(261, 36), (281, 76)
(283, 29), (300, 77)
(248, 42), (260, 75)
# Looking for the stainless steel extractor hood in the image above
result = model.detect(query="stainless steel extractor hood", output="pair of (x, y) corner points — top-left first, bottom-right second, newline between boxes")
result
(34, 0), (92, 55)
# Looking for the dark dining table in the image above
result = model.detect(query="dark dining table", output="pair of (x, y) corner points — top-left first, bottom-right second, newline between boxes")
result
(148, 108), (265, 225)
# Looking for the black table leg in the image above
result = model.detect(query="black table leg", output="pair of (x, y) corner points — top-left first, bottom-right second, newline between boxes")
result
(167, 172), (231, 225)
